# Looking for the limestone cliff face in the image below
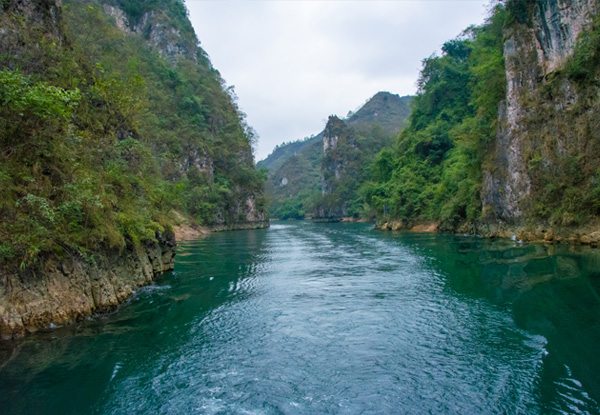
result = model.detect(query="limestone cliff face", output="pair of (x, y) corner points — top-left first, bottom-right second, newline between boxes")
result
(534, 0), (598, 74)
(0, 232), (175, 340)
(482, 0), (599, 226)
(315, 116), (354, 219)
(321, 115), (349, 196)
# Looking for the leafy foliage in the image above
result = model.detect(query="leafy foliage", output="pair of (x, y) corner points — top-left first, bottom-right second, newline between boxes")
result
(363, 5), (507, 228)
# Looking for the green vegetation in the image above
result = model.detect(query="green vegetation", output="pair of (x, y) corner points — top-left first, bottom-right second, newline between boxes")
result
(362, 1), (600, 231)
(0, 0), (265, 269)
(363, 4), (507, 228)
(265, 140), (322, 220)
(257, 134), (322, 176)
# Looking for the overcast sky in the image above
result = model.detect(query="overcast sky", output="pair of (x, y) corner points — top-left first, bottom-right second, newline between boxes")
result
(186, 1), (491, 161)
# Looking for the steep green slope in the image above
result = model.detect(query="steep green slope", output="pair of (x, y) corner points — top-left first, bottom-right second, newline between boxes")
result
(0, 0), (267, 271)
(264, 137), (323, 220)
(263, 91), (412, 220)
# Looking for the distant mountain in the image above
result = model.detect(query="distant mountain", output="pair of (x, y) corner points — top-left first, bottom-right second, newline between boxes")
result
(261, 92), (412, 220)
(257, 133), (322, 173)
(347, 92), (412, 133)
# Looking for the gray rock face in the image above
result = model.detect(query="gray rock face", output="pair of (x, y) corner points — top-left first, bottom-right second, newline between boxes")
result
(0, 232), (176, 340)
(321, 115), (350, 196)
(0, 0), (64, 72)
(134, 11), (198, 63)
(317, 116), (352, 219)
(101, 4), (128, 31)
(534, 0), (598, 74)
(101, 4), (198, 63)
(481, 0), (598, 223)
(245, 195), (267, 223)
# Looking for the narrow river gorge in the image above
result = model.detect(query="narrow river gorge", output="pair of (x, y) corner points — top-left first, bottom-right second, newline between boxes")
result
(1, 223), (599, 414)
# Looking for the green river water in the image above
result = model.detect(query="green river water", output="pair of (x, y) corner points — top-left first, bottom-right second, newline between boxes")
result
(1, 222), (600, 414)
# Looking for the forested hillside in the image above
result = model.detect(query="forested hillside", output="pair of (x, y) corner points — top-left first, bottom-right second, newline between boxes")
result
(363, 6), (506, 229)
(0, 0), (267, 270)
(0, 0), (266, 337)
(367, 0), (600, 243)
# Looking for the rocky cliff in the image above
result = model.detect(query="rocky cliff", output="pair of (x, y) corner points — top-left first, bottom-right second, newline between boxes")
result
(481, 0), (600, 240)
(315, 116), (354, 220)
(0, 232), (175, 340)
(101, 1), (197, 63)
(372, 0), (600, 243)
(315, 93), (413, 220)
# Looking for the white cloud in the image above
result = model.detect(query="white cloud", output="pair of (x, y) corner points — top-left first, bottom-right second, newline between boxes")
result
(186, 0), (490, 160)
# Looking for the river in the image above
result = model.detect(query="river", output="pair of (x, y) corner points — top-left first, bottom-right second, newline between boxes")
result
(1, 222), (600, 414)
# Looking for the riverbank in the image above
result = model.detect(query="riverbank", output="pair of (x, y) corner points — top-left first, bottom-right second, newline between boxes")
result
(0, 217), (271, 340)
(211, 221), (270, 232)
(375, 219), (600, 247)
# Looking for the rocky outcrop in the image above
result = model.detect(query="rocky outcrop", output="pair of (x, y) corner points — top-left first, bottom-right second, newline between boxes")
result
(0, 232), (175, 340)
(376, 221), (440, 232)
(534, 0), (599, 74)
(101, 2), (198, 62)
(321, 116), (348, 194)
(211, 193), (269, 231)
